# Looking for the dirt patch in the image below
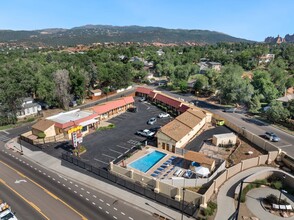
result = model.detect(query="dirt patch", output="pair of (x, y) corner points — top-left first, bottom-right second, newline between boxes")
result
(41, 108), (64, 118)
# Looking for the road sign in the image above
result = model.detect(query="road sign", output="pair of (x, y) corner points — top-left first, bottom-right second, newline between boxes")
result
(72, 132), (78, 148)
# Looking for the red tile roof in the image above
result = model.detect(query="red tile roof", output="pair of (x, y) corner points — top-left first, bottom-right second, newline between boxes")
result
(155, 93), (182, 108)
(148, 91), (158, 99)
(136, 87), (152, 95)
(178, 104), (190, 113)
(54, 113), (99, 129)
(92, 96), (134, 115)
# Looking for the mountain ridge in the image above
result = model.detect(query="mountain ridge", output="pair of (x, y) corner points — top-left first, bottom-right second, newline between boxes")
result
(0, 24), (253, 47)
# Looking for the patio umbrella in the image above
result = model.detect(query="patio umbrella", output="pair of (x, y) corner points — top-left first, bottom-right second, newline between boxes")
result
(194, 166), (210, 177)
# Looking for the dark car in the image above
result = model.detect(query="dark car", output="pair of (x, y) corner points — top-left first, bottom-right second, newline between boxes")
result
(149, 126), (161, 132)
(128, 107), (138, 113)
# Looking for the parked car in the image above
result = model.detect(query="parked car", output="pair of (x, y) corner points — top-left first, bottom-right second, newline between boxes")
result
(69, 100), (77, 107)
(128, 107), (138, 113)
(147, 117), (157, 125)
(183, 170), (193, 179)
(158, 112), (170, 118)
(136, 129), (155, 137)
(264, 132), (280, 142)
(139, 97), (146, 102)
(149, 126), (161, 132)
(37, 101), (49, 110)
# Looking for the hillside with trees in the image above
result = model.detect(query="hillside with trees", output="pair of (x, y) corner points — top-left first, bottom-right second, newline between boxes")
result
(0, 25), (252, 47)
(0, 42), (293, 128)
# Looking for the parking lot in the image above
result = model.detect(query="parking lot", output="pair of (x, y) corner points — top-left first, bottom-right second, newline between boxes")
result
(80, 98), (173, 168)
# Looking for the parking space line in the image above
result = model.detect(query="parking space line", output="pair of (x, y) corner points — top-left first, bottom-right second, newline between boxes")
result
(102, 154), (116, 159)
(94, 158), (109, 165)
(116, 145), (129, 150)
(109, 148), (123, 154)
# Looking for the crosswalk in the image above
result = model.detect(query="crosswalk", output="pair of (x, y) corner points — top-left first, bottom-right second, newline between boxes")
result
(0, 131), (10, 142)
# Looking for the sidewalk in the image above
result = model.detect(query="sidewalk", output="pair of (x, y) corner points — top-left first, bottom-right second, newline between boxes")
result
(215, 166), (277, 220)
(5, 140), (195, 220)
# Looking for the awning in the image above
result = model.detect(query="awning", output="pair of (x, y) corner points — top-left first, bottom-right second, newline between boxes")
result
(79, 118), (99, 127)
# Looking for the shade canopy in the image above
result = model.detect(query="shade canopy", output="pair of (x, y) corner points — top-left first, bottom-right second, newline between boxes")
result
(194, 166), (210, 177)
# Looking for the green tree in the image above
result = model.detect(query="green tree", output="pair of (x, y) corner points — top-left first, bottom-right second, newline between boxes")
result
(193, 74), (209, 92)
(249, 94), (262, 113)
(266, 101), (290, 123)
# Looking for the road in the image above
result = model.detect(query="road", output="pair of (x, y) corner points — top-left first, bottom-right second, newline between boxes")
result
(152, 87), (294, 156)
(0, 180), (45, 220)
(0, 142), (155, 220)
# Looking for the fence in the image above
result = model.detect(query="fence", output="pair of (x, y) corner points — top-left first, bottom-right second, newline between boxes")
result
(20, 132), (64, 147)
(61, 152), (199, 217)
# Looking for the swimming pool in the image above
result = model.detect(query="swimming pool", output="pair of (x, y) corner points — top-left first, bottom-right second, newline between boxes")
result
(129, 150), (166, 173)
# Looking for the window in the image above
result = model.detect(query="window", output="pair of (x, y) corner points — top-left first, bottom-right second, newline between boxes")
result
(81, 126), (88, 132)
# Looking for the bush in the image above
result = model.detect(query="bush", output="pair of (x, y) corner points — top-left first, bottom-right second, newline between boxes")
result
(37, 132), (46, 138)
(203, 207), (213, 216)
(96, 123), (116, 131)
(208, 201), (217, 210)
(265, 194), (278, 204)
(271, 181), (282, 190)
(73, 145), (86, 154)
(203, 201), (217, 216)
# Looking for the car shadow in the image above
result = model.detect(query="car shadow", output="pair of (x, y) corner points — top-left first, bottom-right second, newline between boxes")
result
(241, 118), (266, 126)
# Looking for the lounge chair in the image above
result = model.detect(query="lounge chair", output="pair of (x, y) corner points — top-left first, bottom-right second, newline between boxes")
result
(154, 170), (161, 174)
(157, 167), (165, 171)
(161, 165), (168, 168)
(151, 173), (158, 177)
(171, 156), (177, 159)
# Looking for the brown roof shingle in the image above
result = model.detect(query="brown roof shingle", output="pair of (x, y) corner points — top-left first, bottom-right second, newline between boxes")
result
(184, 151), (215, 167)
(159, 120), (191, 142)
(32, 119), (55, 132)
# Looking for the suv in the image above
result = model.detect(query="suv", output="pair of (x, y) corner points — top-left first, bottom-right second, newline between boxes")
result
(147, 117), (157, 125)
(136, 129), (155, 137)
(158, 112), (170, 118)
(265, 132), (280, 142)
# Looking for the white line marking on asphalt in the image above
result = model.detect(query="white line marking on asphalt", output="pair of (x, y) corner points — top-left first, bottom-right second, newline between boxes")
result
(2, 130), (9, 134)
(81, 188), (84, 191)
(58, 181), (60, 184)
(121, 212), (125, 215)
(113, 216), (117, 219)
(94, 158), (108, 164)
(43, 173), (46, 175)
(12, 155), (14, 157)
(26, 163), (29, 165)
(68, 187), (71, 190)
(70, 181), (73, 184)
(15, 157), (18, 160)
(34, 168), (37, 170)
(109, 148), (123, 154)
(38, 170), (42, 173)
(113, 207), (117, 211)
(93, 195), (97, 198)
(99, 206), (102, 210)
(86, 198), (89, 201)
(106, 203), (110, 206)
(106, 211), (109, 214)
(30, 165), (33, 168)
(279, 144), (292, 148)
(47, 175), (50, 178)
(80, 194), (83, 197)
(87, 191), (90, 194)
(129, 217), (134, 220)
(92, 202), (96, 205)
(102, 154), (115, 159)
(52, 178), (55, 181)
(63, 178), (67, 181)
(99, 199), (104, 202)
(116, 145), (129, 150)
(62, 184), (65, 187)
(75, 184), (78, 187)
(74, 191), (77, 193)
(19, 159), (22, 162)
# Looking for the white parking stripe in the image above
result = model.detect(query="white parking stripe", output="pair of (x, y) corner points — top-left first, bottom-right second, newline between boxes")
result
(102, 154), (116, 159)
(116, 145), (129, 150)
(109, 148), (123, 154)
(94, 158), (109, 165)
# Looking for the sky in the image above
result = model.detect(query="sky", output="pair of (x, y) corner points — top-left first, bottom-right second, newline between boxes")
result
(0, 0), (293, 41)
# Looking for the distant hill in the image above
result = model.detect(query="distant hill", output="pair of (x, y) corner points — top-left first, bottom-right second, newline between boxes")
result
(0, 24), (253, 47)
(264, 34), (294, 43)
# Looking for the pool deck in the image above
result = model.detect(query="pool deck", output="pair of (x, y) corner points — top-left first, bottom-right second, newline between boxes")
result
(122, 146), (185, 180)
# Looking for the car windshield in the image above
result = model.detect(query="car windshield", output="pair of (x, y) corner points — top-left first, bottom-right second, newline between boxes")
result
(1, 212), (14, 220)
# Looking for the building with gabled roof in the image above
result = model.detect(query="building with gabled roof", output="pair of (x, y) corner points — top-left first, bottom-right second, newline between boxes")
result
(156, 108), (208, 152)
(31, 119), (56, 137)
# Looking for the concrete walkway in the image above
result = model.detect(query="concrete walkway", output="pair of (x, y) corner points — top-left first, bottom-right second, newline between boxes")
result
(215, 166), (276, 220)
(246, 188), (294, 220)
(5, 140), (195, 220)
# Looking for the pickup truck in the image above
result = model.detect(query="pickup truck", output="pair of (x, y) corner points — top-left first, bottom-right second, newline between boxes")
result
(0, 201), (18, 220)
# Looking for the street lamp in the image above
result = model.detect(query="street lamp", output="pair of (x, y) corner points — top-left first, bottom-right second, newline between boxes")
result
(181, 188), (186, 220)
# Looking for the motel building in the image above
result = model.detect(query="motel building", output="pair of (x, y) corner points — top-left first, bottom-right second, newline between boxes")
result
(46, 109), (99, 139)
(156, 108), (209, 153)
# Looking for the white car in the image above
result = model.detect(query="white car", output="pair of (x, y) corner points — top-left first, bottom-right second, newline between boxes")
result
(158, 112), (170, 118)
(136, 129), (155, 137)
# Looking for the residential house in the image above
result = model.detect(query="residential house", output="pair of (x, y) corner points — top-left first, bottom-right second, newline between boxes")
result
(259, 54), (275, 64)
(17, 97), (42, 118)
(89, 89), (102, 100)
(199, 61), (222, 74)
(156, 49), (165, 56)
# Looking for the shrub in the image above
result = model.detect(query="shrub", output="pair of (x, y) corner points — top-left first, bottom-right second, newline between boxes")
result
(203, 207), (213, 216)
(271, 181), (282, 190)
(37, 132), (46, 138)
(73, 145), (86, 154)
(265, 194), (278, 204)
(203, 201), (217, 216)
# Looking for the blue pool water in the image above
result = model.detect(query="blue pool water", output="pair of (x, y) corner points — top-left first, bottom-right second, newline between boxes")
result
(129, 151), (166, 173)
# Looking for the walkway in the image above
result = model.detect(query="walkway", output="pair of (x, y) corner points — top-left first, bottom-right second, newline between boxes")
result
(4, 140), (195, 220)
(215, 166), (276, 220)
(246, 188), (294, 220)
